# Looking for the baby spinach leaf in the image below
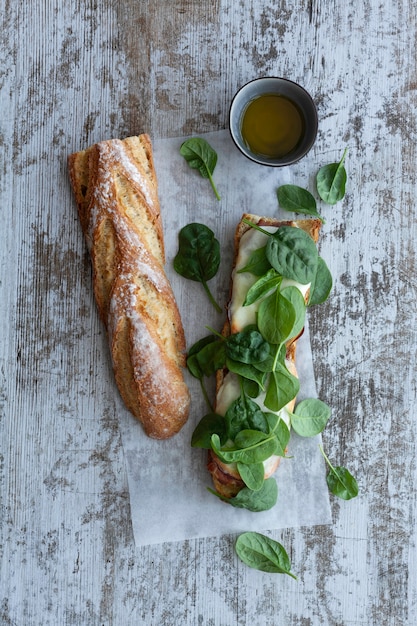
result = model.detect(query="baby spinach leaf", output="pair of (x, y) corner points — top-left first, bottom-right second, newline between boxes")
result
(290, 398), (331, 437)
(326, 466), (359, 500)
(226, 329), (270, 364)
(266, 226), (318, 285)
(192, 339), (226, 378)
(242, 377), (261, 398)
(226, 359), (267, 389)
(316, 148), (348, 205)
(237, 461), (265, 491)
(265, 414), (291, 456)
(211, 430), (278, 465)
(308, 256), (333, 306)
(187, 335), (218, 379)
(191, 413), (228, 448)
(258, 289), (296, 345)
(277, 184), (325, 223)
(237, 246), (271, 276)
(235, 532), (297, 578)
(319, 446), (359, 500)
(234, 430), (279, 462)
(264, 363), (300, 412)
(224, 394), (268, 438)
(280, 286), (306, 340)
(174, 223), (222, 312)
(253, 343), (285, 373)
(243, 269), (282, 307)
(208, 477), (278, 511)
(180, 137), (221, 200)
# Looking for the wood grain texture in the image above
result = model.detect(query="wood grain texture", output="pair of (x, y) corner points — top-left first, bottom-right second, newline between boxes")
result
(1, 0), (417, 624)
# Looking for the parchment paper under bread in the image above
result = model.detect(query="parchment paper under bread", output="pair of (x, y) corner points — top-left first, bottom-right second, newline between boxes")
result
(118, 130), (332, 547)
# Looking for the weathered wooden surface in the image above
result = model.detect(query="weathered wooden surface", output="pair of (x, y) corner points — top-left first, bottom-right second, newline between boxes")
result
(1, 1), (416, 624)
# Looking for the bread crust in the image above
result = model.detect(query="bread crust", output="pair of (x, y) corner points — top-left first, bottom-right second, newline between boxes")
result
(209, 213), (322, 496)
(68, 135), (190, 439)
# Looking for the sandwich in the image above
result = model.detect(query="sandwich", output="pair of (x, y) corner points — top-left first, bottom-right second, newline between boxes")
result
(190, 213), (328, 510)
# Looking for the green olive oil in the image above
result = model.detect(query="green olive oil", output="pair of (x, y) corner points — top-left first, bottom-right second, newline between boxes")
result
(241, 94), (304, 159)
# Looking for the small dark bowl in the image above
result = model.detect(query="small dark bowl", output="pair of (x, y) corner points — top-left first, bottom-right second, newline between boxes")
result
(229, 77), (318, 167)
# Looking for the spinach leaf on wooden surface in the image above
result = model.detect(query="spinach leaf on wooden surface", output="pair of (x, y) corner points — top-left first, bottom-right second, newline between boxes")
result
(316, 148), (348, 205)
(319, 446), (359, 500)
(235, 532), (297, 578)
(277, 184), (325, 223)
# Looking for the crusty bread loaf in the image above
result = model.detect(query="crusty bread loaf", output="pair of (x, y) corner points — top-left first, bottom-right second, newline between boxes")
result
(68, 134), (190, 439)
(208, 213), (321, 496)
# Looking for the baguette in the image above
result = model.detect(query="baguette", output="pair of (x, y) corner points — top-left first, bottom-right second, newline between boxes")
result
(68, 134), (190, 439)
(208, 214), (322, 497)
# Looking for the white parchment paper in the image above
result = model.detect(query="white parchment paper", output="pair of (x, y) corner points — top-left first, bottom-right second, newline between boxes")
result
(118, 130), (332, 547)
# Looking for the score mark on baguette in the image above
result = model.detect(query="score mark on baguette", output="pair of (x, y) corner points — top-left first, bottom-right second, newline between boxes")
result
(68, 134), (190, 439)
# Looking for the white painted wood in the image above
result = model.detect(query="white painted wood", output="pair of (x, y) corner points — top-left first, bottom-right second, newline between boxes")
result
(1, 0), (416, 624)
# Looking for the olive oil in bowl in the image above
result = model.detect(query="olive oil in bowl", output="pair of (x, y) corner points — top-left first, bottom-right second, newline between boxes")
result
(241, 94), (304, 160)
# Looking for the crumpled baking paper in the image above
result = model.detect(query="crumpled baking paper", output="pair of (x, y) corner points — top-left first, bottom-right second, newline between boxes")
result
(118, 130), (332, 546)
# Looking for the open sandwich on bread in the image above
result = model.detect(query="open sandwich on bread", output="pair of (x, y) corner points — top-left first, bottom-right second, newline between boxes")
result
(190, 213), (327, 510)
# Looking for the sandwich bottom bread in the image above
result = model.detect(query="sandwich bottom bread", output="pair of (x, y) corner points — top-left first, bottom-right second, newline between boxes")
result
(190, 214), (325, 510)
(68, 134), (190, 439)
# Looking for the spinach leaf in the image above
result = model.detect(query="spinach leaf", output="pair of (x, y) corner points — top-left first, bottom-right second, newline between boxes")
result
(266, 225), (318, 285)
(224, 394), (268, 438)
(265, 414), (291, 456)
(191, 413), (228, 449)
(187, 335), (218, 379)
(191, 339), (226, 378)
(187, 337), (212, 410)
(243, 269), (282, 307)
(316, 148), (348, 205)
(242, 377), (261, 398)
(226, 359), (267, 389)
(319, 446), (359, 500)
(226, 329), (270, 364)
(253, 343), (285, 374)
(290, 398), (331, 437)
(277, 184), (325, 223)
(180, 137), (221, 200)
(264, 363), (300, 412)
(235, 532), (297, 578)
(237, 246), (271, 276)
(208, 477), (278, 511)
(211, 431), (278, 464)
(308, 256), (333, 306)
(174, 223), (222, 312)
(234, 430), (279, 463)
(258, 289), (296, 345)
(237, 461), (265, 491)
(280, 286), (306, 340)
